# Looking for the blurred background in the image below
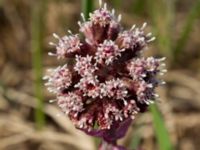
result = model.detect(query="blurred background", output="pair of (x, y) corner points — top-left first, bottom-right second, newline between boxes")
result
(0, 0), (200, 150)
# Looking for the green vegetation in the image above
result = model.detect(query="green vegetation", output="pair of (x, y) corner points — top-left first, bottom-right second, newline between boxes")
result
(147, 0), (175, 60)
(174, 0), (200, 62)
(31, 0), (47, 130)
(150, 104), (174, 150)
(82, 0), (93, 20)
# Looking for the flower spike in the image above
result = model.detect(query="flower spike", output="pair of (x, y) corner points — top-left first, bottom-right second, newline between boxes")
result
(44, 2), (166, 150)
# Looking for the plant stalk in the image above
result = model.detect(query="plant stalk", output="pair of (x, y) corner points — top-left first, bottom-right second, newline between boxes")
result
(31, 0), (46, 130)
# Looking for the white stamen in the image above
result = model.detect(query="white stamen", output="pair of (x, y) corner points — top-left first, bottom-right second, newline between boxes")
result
(154, 94), (159, 98)
(79, 124), (83, 128)
(47, 68), (53, 72)
(141, 22), (147, 30)
(141, 74), (146, 77)
(99, 0), (102, 7)
(147, 32), (152, 37)
(131, 115), (135, 119)
(81, 13), (86, 22)
(42, 76), (48, 80)
(149, 100), (154, 104)
(131, 24), (136, 30)
(118, 14), (122, 22)
(68, 30), (72, 34)
(159, 72), (165, 76)
(161, 69), (167, 73)
(161, 63), (166, 67)
(48, 52), (56, 56)
(147, 37), (156, 42)
(161, 81), (166, 85)
(104, 3), (107, 10)
(49, 42), (56, 46)
(49, 99), (57, 103)
(145, 101), (150, 105)
(78, 21), (81, 27)
(73, 113), (78, 117)
(89, 13), (92, 18)
(147, 84), (153, 88)
(159, 57), (166, 61)
(53, 33), (60, 39)
(111, 9), (115, 15)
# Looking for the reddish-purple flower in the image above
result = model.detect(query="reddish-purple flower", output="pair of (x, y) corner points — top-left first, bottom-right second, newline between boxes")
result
(44, 1), (166, 149)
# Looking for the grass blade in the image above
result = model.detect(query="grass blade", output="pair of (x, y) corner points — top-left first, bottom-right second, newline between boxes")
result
(130, 130), (142, 150)
(174, 0), (200, 61)
(82, 0), (93, 20)
(31, 0), (46, 130)
(147, 0), (175, 60)
(150, 104), (174, 150)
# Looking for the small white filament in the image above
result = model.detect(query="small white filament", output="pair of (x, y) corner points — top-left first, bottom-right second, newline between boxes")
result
(147, 37), (156, 42)
(49, 42), (56, 46)
(48, 52), (56, 56)
(161, 69), (168, 73)
(141, 22), (147, 30)
(159, 57), (166, 61)
(104, 3), (107, 10)
(42, 76), (48, 80)
(81, 13), (86, 22)
(99, 0), (102, 7)
(49, 99), (57, 103)
(53, 33), (60, 39)
(68, 30), (72, 34)
(111, 9), (115, 15)
(118, 14), (122, 22)
(147, 32), (152, 37)
(161, 81), (166, 85)
(131, 24), (136, 31)
(77, 21), (82, 27)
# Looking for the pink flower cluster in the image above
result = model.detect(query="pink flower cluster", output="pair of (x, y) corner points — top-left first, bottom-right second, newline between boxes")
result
(44, 0), (166, 135)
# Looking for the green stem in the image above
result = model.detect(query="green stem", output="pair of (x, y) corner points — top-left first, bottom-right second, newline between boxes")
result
(150, 104), (174, 150)
(130, 130), (142, 149)
(31, 0), (46, 130)
(82, 0), (93, 20)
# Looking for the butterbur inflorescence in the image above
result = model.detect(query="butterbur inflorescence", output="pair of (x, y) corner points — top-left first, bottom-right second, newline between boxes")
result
(44, 0), (166, 149)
